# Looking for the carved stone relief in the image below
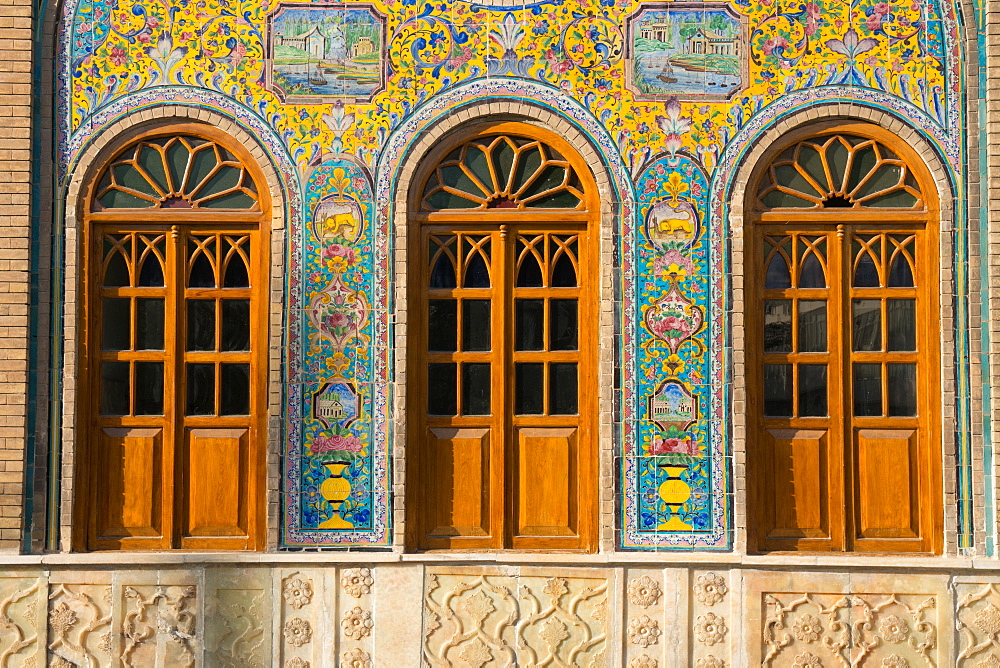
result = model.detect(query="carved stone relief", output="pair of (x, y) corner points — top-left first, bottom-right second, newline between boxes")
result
(763, 592), (938, 667)
(0, 576), (44, 666)
(119, 584), (198, 667)
(956, 582), (1000, 666)
(278, 570), (320, 668)
(338, 566), (376, 664)
(47, 582), (112, 667)
(691, 571), (731, 667)
(205, 569), (269, 668)
(422, 566), (609, 666)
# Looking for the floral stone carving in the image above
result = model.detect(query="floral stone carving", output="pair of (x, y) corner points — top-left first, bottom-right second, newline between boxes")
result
(696, 657), (727, 668)
(879, 614), (909, 643)
(628, 615), (662, 647)
(627, 576), (662, 608)
(283, 617), (313, 647)
(284, 659), (310, 668)
(629, 655), (658, 668)
(693, 573), (728, 606)
(282, 576), (314, 609)
(694, 612), (728, 646)
(341, 647), (373, 668)
(793, 614), (823, 643)
(341, 568), (374, 598)
(792, 652), (823, 668)
(341, 606), (374, 640)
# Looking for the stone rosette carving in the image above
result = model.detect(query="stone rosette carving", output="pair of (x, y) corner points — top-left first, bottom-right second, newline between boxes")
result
(629, 655), (658, 668)
(282, 576), (314, 609)
(793, 614), (823, 643)
(341, 568), (374, 598)
(540, 617), (570, 649)
(696, 657), (726, 668)
(48, 602), (78, 637)
(341, 647), (373, 668)
(792, 652), (823, 668)
(543, 577), (569, 601)
(694, 612), (728, 646)
(285, 658), (310, 668)
(627, 576), (662, 608)
(878, 614), (909, 643)
(463, 590), (495, 624)
(628, 615), (662, 647)
(342, 606), (374, 640)
(693, 573), (728, 607)
(283, 617), (313, 647)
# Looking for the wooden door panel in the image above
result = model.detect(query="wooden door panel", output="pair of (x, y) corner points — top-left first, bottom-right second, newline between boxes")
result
(854, 428), (919, 540)
(513, 427), (578, 543)
(94, 427), (168, 549)
(421, 427), (494, 544)
(181, 428), (250, 544)
(761, 429), (837, 546)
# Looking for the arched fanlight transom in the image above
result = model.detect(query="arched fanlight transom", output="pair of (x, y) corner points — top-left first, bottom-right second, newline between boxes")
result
(92, 135), (260, 211)
(756, 134), (924, 211)
(421, 135), (586, 211)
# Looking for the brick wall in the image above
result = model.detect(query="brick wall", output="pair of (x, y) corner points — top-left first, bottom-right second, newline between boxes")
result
(0, 0), (33, 551)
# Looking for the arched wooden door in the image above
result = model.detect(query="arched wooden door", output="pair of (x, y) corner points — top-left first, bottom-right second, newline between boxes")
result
(76, 125), (269, 550)
(406, 123), (599, 552)
(746, 123), (942, 554)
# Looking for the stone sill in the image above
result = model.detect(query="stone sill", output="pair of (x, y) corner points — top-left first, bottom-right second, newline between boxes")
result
(0, 551), (996, 572)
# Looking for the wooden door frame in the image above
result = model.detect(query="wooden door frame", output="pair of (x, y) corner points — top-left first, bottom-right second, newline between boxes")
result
(403, 122), (600, 552)
(74, 123), (270, 551)
(745, 121), (943, 555)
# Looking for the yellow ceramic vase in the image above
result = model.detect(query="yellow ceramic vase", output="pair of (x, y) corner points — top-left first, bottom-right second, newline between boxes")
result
(657, 464), (692, 531)
(319, 461), (354, 529)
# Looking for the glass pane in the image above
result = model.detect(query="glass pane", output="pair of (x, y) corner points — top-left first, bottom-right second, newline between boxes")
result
(550, 363), (578, 415)
(203, 191), (255, 209)
(799, 364), (827, 417)
(429, 250), (457, 288)
(847, 145), (878, 193)
(137, 252), (164, 287)
(853, 363), (883, 416)
(187, 300), (216, 351)
(887, 363), (917, 416)
(866, 190), (918, 208)
(462, 363), (491, 416)
(221, 299), (251, 351)
(888, 251), (915, 287)
(798, 144), (828, 192)
(763, 300), (792, 353)
(760, 189), (815, 208)
(550, 299), (578, 351)
(188, 147), (217, 192)
(427, 363), (457, 416)
(517, 249), (544, 287)
(827, 138), (850, 190)
(104, 251), (131, 287)
(852, 299), (882, 352)
(799, 252), (825, 288)
(513, 146), (543, 192)
(462, 300), (490, 351)
(135, 298), (164, 350)
(515, 299), (544, 351)
(763, 364), (792, 417)
(493, 140), (516, 191)
(100, 362), (130, 415)
(765, 252), (792, 289)
(186, 363), (216, 415)
(426, 188), (478, 210)
(440, 164), (482, 197)
(99, 189), (151, 209)
(464, 251), (490, 288)
(856, 163), (901, 199)
(551, 251), (577, 287)
(137, 144), (168, 193)
(166, 140), (190, 192)
(515, 363), (544, 414)
(102, 298), (131, 351)
(134, 362), (164, 415)
(466, 146), (493, 192)
(189, 246), (216, 287)
(224, 252), (250, 288)
(853, 252), (880, 287)
(798, 300), (827, 353)
(195, 165), (241, 200)
(221, 363), (251, 415)
(428, 299), (457, 352)
(532, 190), (582, 209)
(113, 163), (158, 198)
(887, 299), (916, 351)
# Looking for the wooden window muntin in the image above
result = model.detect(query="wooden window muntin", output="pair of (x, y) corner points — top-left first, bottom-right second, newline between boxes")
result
(406, 123), (598, 552)
(747, 123), (942, 554)
(77, 124), (269, 551)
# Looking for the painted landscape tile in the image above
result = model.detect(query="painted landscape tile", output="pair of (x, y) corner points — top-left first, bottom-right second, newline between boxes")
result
(267, 4), (385, 103)
(628, 3), (746, 100)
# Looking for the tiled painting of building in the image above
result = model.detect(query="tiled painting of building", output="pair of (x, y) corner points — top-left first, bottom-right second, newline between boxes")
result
(0, 0), (1000, 663)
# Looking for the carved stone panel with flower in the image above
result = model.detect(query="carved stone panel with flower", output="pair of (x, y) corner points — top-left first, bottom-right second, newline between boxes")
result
(341, 568), (373, 598)
(119, 584), (198, 667)
(0, 577), (43, 666)
(422, 567), (609, 666)
(628, 576), (662, 609)
(762, 591), (938, 667)
(954, 583), (1000, 667)
(694, 573), (728, 607)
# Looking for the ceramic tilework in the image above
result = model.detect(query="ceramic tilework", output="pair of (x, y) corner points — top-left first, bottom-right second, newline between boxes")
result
(56, 0), (965, 548)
